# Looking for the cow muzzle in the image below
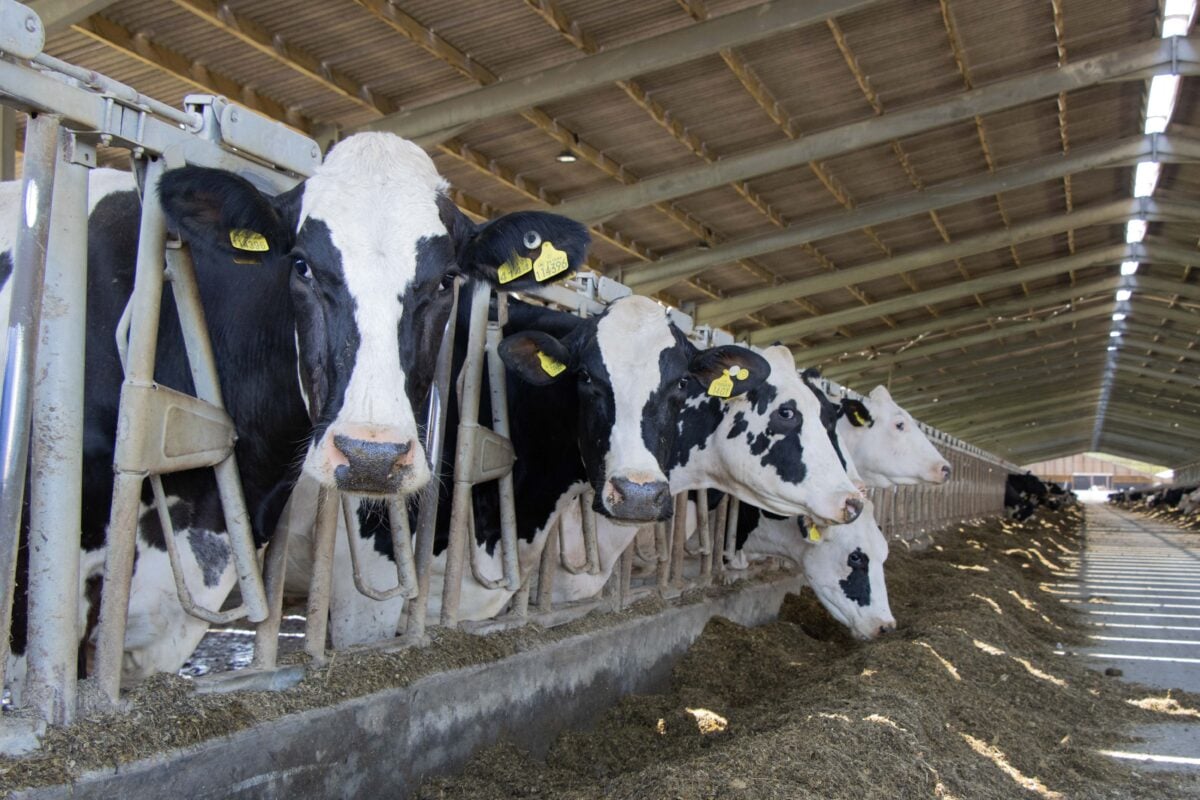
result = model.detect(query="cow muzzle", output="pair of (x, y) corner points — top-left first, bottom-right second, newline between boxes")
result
(602, 476), (673, 522)
(331, 434), (419, 494)
(934, 462), (952, 483)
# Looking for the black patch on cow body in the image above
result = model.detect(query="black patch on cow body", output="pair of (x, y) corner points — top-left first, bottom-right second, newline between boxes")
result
(357, 499), (395, 560)
(671, 396), (724, 470)
(840, 548), (871, 606)
(801, 377), (849, 470)
(399, 233), (459, 410)
(187, 528), (231, 587)
(726, 412), (748, 440)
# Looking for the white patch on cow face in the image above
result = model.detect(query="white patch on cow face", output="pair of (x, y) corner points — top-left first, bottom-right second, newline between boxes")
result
(594, 296), (675, 516)
(797, 505), (895, 641)
(693, 346), (861, 526)
(841, 385), (951, 488)
(298, 134), (447, 495)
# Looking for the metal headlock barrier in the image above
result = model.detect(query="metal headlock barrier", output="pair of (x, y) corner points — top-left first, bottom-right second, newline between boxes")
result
(0, 0), (1012, 739)
(1175, 460), (1200, 485)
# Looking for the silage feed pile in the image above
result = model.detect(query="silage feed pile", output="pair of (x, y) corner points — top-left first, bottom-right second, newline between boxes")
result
(419, 507), (1200, 800)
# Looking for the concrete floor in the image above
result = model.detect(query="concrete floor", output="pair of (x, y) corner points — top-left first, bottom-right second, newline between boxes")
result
(1061, 500), (1200, 772)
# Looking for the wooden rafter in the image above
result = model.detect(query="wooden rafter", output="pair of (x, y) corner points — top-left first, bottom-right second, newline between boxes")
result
(348, 0), (758, 313)
(73, 14), (309, 131)
(1050, 0), (1077, 284)
(671, 0), (903, 332)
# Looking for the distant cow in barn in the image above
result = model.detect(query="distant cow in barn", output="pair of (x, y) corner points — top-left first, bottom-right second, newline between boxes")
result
(3, 133), (592, 691)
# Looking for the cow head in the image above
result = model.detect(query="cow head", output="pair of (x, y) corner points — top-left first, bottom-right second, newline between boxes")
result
(160, 132), (589, 498)
(673, 346), (864, 526)
(799, 369), (865, 492)
(798, 504), (895, 641)
(500, 296), (766, 523)
(837, 385), (951, 488)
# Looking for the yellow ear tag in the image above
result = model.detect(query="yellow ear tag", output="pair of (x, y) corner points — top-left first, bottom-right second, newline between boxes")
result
(708, 369), (734, 398)
(229, 229), (269, 252)
(852, 411), (868, 426)
(532, 241), (570, 282)
(498, 254), (533, 285)
(806, 524), (822, 543)
(537, 350), (567, 377)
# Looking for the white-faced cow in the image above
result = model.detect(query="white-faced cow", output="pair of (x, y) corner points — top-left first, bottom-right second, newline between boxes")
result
(550, 345), (866, 604)
(4, 132), (591, 690)
(833, 383), (951, 487)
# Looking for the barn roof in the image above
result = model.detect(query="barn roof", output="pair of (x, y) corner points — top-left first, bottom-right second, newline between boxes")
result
(17, 0), (1200, 468)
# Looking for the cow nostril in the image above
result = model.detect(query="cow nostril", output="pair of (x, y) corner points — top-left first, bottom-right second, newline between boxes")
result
(844, 496), (864, 523)
(941, 464), (952, 479)
(878, 623), (895, 636)
(395, 440), (412, 456)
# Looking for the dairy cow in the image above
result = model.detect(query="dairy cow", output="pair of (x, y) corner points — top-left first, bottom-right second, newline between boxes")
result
(550, 345), (867, 604)
(3, 133), (591, 687)
(284, 295), (771, 641)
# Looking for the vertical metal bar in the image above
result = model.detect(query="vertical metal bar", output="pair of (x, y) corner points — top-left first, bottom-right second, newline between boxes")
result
(670, 492), (687, 589)
(406, 280), (459, 641)
(581, 490), (600, 575)
(251, 492), (293, 670)
(0, 116), (57, 699)
(696, 491), (712, 582)
(163, 244), (268, 622)
(94, 156), (168, 704)
(654, 520), (669, 594)
(0, 106), (15, 182)
(483, 305), (520, 592)
(536, 515), (559, 613)
(387, 498), (419, 598)
(618, 541), (633, 610)
(724, 497), (741, 567)
(26, 121), (84, 724)
(440, 282), (491, 627)
(303, 486), (339, 664)
(712, 495), (729, 577)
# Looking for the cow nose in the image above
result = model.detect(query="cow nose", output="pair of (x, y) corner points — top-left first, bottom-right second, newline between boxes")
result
(877, 622), (895, 637)
(607, 477), (673, 522)
(940, 464), (952, 481)
(843, 495), (864, 524)
(332, 435), (415, 494)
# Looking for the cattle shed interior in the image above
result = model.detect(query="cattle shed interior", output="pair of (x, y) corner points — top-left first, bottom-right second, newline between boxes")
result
(4, 0), (1197, 472)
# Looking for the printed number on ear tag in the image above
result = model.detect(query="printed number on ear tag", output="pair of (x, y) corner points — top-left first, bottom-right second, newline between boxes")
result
(229, 229), (269, 252)
(806, 524), (822, 543)
(533, 241), (570, 282)
(707, 366), (751, 398)
(537, 351), (567, 377)
(498, 254), (533, 285)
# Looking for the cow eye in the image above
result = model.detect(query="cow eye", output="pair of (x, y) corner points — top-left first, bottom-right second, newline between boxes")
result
(676, 376), (689, 390)
(523, 230), (543, 250)
(895, 421), (905, 432)
(439, 271), (458, 292)
(776, 407), (795, 421)
(578, 369), (591, 385)
(848, 551), (866, 568)
(292, 257), (310, 279)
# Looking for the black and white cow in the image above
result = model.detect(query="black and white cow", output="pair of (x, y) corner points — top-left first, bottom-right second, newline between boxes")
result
(834, 384), (951, 487)
(282, 294), (770, 642)
(3, 133), (591, 687)
(551, 345), (867, 603)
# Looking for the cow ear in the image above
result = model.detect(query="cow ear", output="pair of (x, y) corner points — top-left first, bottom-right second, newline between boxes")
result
(689, 345), (769, 399)
(462, 210), (591, 289)
(841, 398), (873, 428)
(498, 330), (573, 386)
(158, 166), (298, 261)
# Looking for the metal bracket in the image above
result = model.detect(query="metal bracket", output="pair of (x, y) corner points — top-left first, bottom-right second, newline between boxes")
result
(112, 382), (236, 475)
(0, 0), (43, 60)
(459, 422), (515, 484)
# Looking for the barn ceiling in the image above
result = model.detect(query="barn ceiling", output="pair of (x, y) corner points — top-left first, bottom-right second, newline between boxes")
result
(16, 0), (1200, 468)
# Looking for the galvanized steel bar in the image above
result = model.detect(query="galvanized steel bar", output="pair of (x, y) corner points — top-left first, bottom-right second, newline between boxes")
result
(670, 492), (687, 589)
(24, 119), (83, 724)
(440, 281), (491, 627)
(483, 299), (521, 592)
(536, 515), (559, 614)
(93, 156), (167, 704)
(303, 486), (339, 664)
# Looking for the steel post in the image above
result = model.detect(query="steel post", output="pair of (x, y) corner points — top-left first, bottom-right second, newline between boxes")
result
(26, 119), (85, 725)
(93, 156), (167, 704)
(670, 492), (687, 589)
(483, 305), (521, 592)
(303, 486), (339, 664)
(439, 282), (491, 627)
